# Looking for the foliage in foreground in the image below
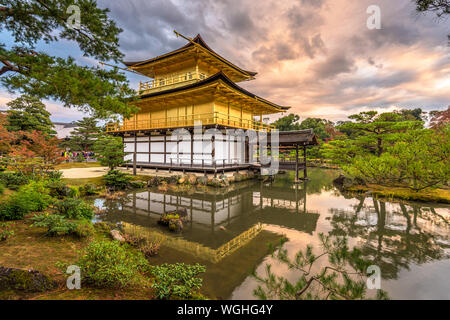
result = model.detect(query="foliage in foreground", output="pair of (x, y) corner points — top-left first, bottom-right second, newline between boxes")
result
(31, 214), (94, 238)
(252, 233), (389, 300)
(150, 263), (206, 300)
(0, 0), (137, 118)
(55, 198), (95, 220)
(0, 172), (29, 191)
(103, 169), (133, 190)
(75, 240), (150, 289)
(0, 181), (51, 220)
(0, 222), (14, 241)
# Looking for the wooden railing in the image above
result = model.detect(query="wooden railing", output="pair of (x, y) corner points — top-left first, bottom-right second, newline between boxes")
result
(139, 71), (207, 93)
(106, 112), (275, 132)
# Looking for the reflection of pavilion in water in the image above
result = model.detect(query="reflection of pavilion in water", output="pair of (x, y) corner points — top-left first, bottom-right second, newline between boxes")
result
(101, 181), (319, 261)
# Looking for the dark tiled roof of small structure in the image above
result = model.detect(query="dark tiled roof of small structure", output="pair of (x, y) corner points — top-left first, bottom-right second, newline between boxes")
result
(277, 129), (319, 146)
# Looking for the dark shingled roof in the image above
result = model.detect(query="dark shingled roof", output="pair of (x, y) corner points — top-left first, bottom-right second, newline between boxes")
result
(123, 34), (257, 77)
(277, 129), (319, 146)
(138, 71), (290, 112)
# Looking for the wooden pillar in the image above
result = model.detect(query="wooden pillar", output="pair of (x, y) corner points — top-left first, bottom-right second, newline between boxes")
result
(163, 134), (167, 165)
(190, 130), (194, 167)
(133, 134), (137, 176)
(295, 144), (299, 182)
(303, 145), (307, 179)
(211, 134), (215, 169)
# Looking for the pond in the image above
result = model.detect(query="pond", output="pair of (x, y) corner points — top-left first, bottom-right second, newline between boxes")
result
(94, 168), (450, 300)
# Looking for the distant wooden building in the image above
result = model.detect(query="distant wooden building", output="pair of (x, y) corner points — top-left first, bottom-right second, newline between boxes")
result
(107, 34), (291, 172)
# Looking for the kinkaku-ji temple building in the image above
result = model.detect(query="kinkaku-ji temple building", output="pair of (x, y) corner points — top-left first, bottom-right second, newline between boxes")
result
(107, 32), (318, 178)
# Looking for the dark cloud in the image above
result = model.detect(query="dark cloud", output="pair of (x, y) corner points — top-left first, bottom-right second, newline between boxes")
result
(312, 53), (356, 79)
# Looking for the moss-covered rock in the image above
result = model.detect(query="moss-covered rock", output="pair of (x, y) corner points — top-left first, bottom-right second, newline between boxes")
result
(147, 176), (161, 187)
(0, 267), (57, 292)
(186, 174), (198, 185)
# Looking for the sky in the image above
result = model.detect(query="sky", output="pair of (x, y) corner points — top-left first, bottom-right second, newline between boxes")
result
(0, 0), (449, 123)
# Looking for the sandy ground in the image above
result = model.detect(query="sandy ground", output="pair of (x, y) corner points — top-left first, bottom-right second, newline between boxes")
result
(61, 167), (110, 179)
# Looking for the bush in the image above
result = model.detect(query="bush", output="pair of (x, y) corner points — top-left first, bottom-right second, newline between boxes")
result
(103, 170), (133, 190)
(67, 186), (81, 198)
(45, 170), (63, 181)
(80, 183), (99, 196)
(76, 240), (150, 288)
(93, 221), (115, 234)
(150, 263), (206, 299)
(55, 198), (94, 220)
(0, 172), (29, 190)
(45, 180), (70, 198)
(73, 220), (95, 238)
(0, 182), (51, 221)
(0, 183), (4, 195)
(31, 214), (77, 237)
(0, 222), (14, 241)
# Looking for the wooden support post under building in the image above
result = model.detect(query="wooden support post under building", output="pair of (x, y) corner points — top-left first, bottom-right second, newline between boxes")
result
(303, 145), (307, 179)
(295, 144), (299, 182)
(133, 134), (137, 176)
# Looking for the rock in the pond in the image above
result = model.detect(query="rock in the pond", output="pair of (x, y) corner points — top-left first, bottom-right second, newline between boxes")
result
(147, 176), (161, 187)
(110, 229), (125, 242)
(186, 174), (198, 185)
(333, 175), (355, 189)
(0, 266), (57, 292)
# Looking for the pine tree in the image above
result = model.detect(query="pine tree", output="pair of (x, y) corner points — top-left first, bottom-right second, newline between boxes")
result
(62, 117), (101, 153)
(0, 0), (137, 118)
(6, 95), (56, 135)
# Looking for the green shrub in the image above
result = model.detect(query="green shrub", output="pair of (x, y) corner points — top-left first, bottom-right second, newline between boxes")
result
(45, 180), (70, 198)
(55, 198), (94, 220)
(80, 183), (99, 196)
(0, 183), (4, 195)
(73, 220), (95, 238)
(93, 221), (114, 234)
(0, 222), (14, 241)
(67, 186), (81, 198)
(0, 172), (29, 190)
(0, 182), (51, 221)
(45, 170), (63, 181)
(150, 263), (206, 299)
(31, 214), (77, 237)
(76, 240), (150, 288)
(103, 170), (133, 190)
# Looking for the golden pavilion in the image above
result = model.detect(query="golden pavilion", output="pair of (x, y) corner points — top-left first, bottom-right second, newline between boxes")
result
(107, 33), (303, 173)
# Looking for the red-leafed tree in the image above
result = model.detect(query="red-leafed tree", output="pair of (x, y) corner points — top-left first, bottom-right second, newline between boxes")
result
(429, 107), (450, 129)
(8, 130), (64, 176)
(0, 113), (14, 155)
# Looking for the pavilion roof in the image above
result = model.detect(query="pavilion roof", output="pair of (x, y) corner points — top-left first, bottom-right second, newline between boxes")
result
(136, 72), (290, 114)
(123, 34), (257, 81)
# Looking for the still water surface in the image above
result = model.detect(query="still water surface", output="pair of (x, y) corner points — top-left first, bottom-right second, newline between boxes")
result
(94, 169), (450, 299)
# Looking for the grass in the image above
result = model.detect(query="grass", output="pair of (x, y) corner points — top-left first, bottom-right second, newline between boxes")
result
(54, 162), (102, 170)
(0, 216), (155, 300)
(346, 184), (450, 204)
(62, 174), (152, 187)
(62, 176), (105, 187)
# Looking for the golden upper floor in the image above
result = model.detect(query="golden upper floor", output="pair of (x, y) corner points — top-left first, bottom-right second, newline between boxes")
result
(124, 34), (257, 95)
(111, 33), (289, 133)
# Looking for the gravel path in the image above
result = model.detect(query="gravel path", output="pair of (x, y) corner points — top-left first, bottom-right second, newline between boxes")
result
(61, 167), (110, 179)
